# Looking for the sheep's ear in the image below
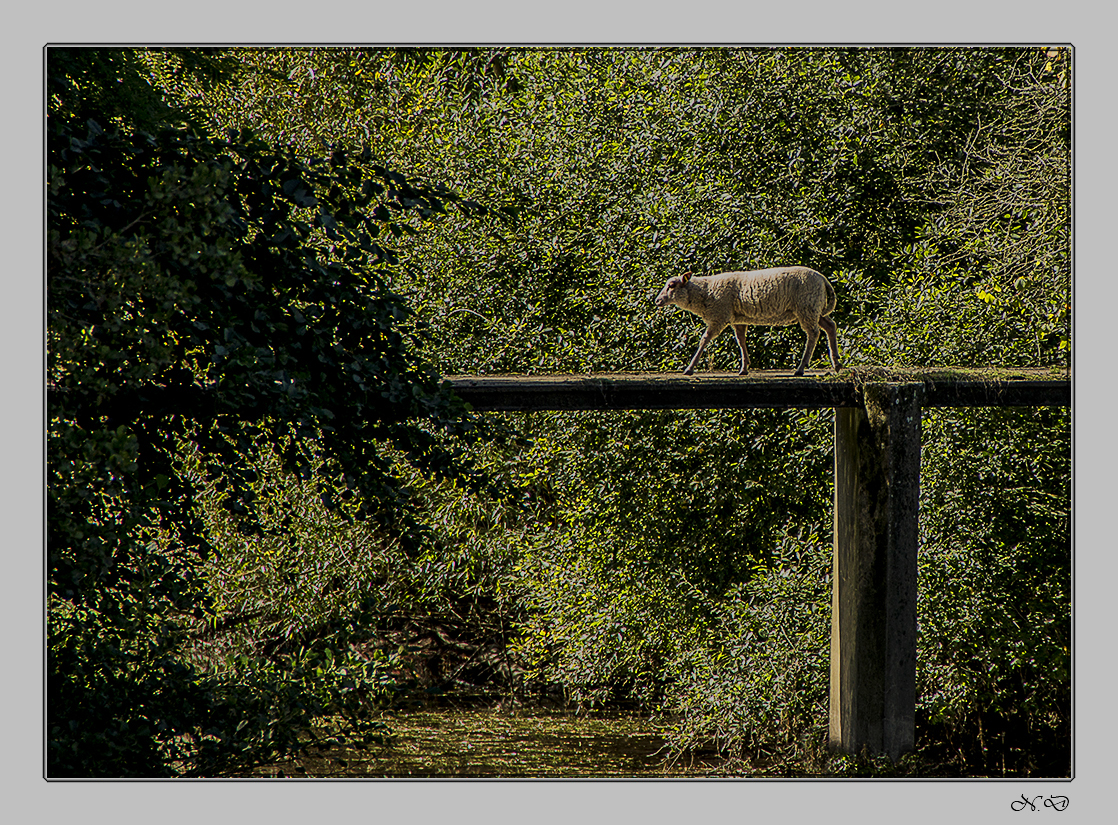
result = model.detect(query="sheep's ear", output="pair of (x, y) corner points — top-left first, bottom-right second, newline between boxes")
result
(681, 271), (692, 282)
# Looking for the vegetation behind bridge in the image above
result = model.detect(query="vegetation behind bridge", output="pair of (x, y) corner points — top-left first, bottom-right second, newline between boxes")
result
(47, 46), (1070, 776)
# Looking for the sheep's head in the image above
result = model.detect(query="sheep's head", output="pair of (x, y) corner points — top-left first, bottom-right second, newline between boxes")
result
(654, 272), (693, 307)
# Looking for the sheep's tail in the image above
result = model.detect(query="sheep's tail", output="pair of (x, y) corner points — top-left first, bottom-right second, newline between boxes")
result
(822, 275), (837, 317)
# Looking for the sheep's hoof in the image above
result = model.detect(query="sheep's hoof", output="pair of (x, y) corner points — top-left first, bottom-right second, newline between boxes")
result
(682, 368), (694, 376)
(794, 369), (805, 377)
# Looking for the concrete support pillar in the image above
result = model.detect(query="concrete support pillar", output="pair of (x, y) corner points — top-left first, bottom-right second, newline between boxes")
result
(830, 383), (922, 760)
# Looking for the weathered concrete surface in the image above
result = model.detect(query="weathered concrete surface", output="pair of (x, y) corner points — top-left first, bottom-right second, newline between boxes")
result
(445, 370), (1068, 412)
(830, 383), (922, 759)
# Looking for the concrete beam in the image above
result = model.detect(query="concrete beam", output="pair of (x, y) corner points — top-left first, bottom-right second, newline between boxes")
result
(446, 371), (1069, 412)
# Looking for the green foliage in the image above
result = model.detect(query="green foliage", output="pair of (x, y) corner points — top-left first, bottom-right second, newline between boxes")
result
(511, 408), (833, 707)
(916, 406), (1070, 775)
(665, 534), (831, 771)
(47, 48), (486, 776)
(62, 46), (1072, 776)
(181, 436), (395, 658)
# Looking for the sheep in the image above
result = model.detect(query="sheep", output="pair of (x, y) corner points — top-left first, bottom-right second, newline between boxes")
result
(653, 266), (841, 377)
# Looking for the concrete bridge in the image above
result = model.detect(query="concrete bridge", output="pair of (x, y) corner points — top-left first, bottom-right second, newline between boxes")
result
(447, 367), (1071, 759)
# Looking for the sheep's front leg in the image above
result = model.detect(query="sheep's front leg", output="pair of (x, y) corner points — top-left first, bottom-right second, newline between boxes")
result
(732, 324), (750, 375)
(684, 324), (723, 375)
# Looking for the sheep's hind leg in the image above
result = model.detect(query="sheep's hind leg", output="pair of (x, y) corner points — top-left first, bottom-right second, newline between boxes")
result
(795, 321), (821, 377)
(732, 324), (750, 375)
(819, 315), (841, 372)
